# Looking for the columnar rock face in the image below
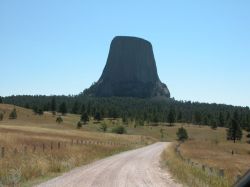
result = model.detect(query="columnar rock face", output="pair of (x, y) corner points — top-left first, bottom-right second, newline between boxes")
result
(86, 36), (170, 98)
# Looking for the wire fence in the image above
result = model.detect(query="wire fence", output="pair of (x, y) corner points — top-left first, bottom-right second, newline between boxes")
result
(0, 139), (141, 159)
(175, 142), (242, 182)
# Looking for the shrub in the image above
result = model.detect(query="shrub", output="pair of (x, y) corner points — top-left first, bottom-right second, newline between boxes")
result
(176, 127), (188, 141)
(56, 116), (63, 124)
(112, 125), (126, 134)
(99, 123), (107, 132)
(9, 108), (17, 119)
(77, 121), (83, 129)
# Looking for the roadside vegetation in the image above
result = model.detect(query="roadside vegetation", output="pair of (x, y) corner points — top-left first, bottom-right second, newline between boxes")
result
(162, 144), (231, 187)
(161, 125), (250, 187)
(0, 104), (152, 186)
(1, 100), (250, 186)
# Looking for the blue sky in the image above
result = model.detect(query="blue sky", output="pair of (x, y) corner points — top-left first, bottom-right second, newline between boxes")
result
(0, 0), (249, 107)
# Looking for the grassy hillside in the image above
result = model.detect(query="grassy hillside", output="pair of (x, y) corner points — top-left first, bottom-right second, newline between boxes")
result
(161, 125), (250, 187)
(0, 104), (152, 186)
(1, 104), (249, 186)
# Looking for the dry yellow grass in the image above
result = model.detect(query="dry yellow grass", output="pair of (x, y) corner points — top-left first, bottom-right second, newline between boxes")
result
(162, 143), (230, 187)
(180, 127), (250, 181)
(0, 104), (149, 186)
(158, 124), (250, 186)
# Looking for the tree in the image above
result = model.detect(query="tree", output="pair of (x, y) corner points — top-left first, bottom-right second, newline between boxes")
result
(194, 111), (202, 125)
(177, 111), (182, 122)
(51, 97), (56, 115)
(211, 120), (218, 130)
(9, 108), (17, 119)
(227, 119), (242, 143)
(176, 127), (188, 141)
(122, 115), (128, 125)
(99, 123), (107, 132)
(0, 97), (3, 103)
(71, 101), (80, 114)
(94, 112), (102, 121)
(59, 102), (67, 115)
(81, 112), (89, 124)
(56, 116), (63, 124)
(167, 107), (176, 126)
(81, 104), (86, 113)
(32, 105), (38, 114)
(25, 103), (30, 109)
(37, 108), (44, 115)
(218, 112), (225, 127)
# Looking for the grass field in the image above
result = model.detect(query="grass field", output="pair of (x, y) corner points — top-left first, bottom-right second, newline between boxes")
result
(0, 104), (152, 186)
(160, 125), (250, 186)
(1, 104), (249, 186)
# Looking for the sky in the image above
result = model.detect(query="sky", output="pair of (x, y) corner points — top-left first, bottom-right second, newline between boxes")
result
(0, 0), (249, 107)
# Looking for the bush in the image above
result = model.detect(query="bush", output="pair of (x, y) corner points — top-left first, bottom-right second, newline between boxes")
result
(9, 108), (17, 119)
(77, 121), (83, 129)
(56, 116), (63, 124)
(176, 127), (188, 141)
(112, 125), (126, 134)
(99, 123), (107, 132)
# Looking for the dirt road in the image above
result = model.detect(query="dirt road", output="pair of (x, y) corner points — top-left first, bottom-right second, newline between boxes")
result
(37, 142), (180, 187)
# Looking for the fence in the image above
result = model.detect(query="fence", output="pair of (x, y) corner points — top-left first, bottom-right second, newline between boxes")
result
(0, 139), (141, 159)
(175, 142), (242, 182)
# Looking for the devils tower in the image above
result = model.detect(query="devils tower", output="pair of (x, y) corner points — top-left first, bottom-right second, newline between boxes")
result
(85, 36), (170, 98)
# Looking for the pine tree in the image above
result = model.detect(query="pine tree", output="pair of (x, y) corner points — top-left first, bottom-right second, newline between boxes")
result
(167, 107), (176, 126)
(176, 127), (188, 141)
(94, 112), (102, 121)
(211, 120), (218, 130)
(227, 118), (242, 143)
(56, 116), (63, 124)
(51, 97), (56, 115)
(177, 111), (182, 122)
(59, 102), (67, 115)
(0, 97), (3, 103)
(218, 112), (225, 127)
(194, 111), (202, 125)
(71, 101), (79, 114)
(81, 112), (89, 124)
(9, 108), (17, 119)
(81, 104), (86, 113)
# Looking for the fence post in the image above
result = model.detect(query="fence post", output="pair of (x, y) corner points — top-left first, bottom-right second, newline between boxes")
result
(14, 148), (17, 155)
(58, 142), (60, 149)
(33, 145), (36, 152)
(202, 165), (206, 172)
(51, 142), (53, 150)
(1, 147), (4, 158)
(71, 139), (73, 145)
(219, 169), (224, 177)
(24, 146), (27, 154)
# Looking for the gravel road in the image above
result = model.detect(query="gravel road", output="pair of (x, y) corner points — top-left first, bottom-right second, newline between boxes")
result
(36, 142), (181, 187)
